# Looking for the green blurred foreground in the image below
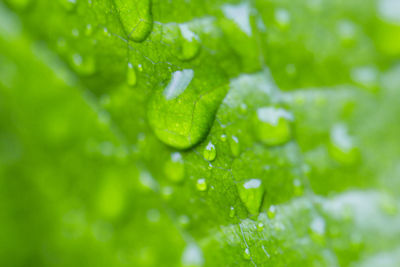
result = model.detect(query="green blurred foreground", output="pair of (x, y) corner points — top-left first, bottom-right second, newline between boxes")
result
(1, 0), (400, 266)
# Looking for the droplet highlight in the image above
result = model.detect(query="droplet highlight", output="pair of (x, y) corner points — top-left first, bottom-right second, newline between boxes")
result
(237, 179), (264, 215)
(203, 141), (216, 161)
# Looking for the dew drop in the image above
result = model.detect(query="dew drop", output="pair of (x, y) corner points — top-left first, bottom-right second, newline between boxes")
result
(85, 24), (93, 36)
(70, 53), (96, 76)
(220, 134), (227, 142)
(203, 141), (216, 161)
(114, 0), (153, 42)
(229, 135), (240, 157)
(178, 215), (190, 228)
(59, 0), (77, 12)
(257, 222), (264, 232)
(254, 107), (293, 146)
(164, 152), (185, 183)
(161, 186), (174, 200)
(329, 123), (359, 164)
(147, 70), (227, 149)
(267, 205), (276, 219)
(274, 8), (291, 29)
(229, 206), (236, 218)
(126, 62), (137, 86)
(196, 178), (207, 191)
(237, 179), (264, 215)
(243, 248), (251, 260)
(181, 242), (204, 267)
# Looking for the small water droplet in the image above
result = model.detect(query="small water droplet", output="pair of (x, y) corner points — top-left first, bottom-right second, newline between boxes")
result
(254, 107), (293, 146)
(237, 179), (264, 215)
(72, 28), (79, 37)
(275, 8), (291, 29)
(178, 215), (190, 228)
(181, 242), (204, 267)
(243, 248), (251, 260)
(196, 178), (207, 191)
(161, 186), (174, 200)
(239, 103), (247, 114)
(126, 62), (137, 86)
(220, 134), (227, 142)
(229, 135), (240, 157)
(137, 64), (143, 72)
(267, 205), (276, 219)
(146, 209), (160, 223)
(257, 222), (264, 232)
(293, 179), (303, 196)
(203, 141), (216, 161)
(115, 0), (153, 42)
(71, 53), (96, 76)
(164, 152), (185, 183)
(85, 24), (93, 36)
(229, 206), (235, 218)
(329, 123), (359, 164)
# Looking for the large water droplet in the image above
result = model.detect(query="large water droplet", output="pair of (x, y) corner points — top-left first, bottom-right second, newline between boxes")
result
(237, 179), (264, 215)
(178, 24), (201, 61)
(114, 0), (153, 42)
(203, 141), (216, 161)
(164, 152), (185, 183)
(181, 242), (204, 267)
(274, 8), (291, 29)
(147, 70), (227, 149)
(253, 107), (293, 146)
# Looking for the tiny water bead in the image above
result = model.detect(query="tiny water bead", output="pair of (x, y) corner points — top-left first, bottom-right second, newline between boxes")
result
(253, 107), (293, 146)
(267, 205), (276, 219)
(229, 135), (240, 157)
(220, 134), (227, 142)
(329, 123), (360, 165)
(181, 242), (204, 267)
(164, 152), (185, 183)
(114, 0), (153, 42)
(257, 222), (264, 232)
(147, 70), (228, 149)
(196, 178), (207, 191)
(274, 8), (291, 29)
(70, 53), (96, 76)
(229, 206), (236, 218)
(203, 141), (216, 161)
(237, 179), (265, 215)
(126, 62), (137, 86)
(243, 248), (251, 260)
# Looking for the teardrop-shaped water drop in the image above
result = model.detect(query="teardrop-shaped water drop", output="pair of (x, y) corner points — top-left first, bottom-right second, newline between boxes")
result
(243, 248), (251, 260)
(237, 179), (264, 215)
(203, 141), (216, 161)
(71, 53), (96, 76)
(229, 206), (235, 218)
(147, 69), (227, 149)
(177, 24), (201, 61)
(114, 0), (153, 42)
(254, 107), (293, 146)
(126, 62), (137, 86)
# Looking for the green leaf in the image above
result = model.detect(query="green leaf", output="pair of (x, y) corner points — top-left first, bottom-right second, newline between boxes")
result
(1, 0), (400, 266)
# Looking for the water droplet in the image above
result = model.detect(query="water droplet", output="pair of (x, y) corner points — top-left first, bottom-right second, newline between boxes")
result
(254, 107), (293, 146)
(161, 186), (174, 200)
(70, 53), (96, 76)
(85, 24), (93, 36)
(239, 103), (247, 114)
(222, 3), (253, 36)
(257, 222), (264, 232)
(114, 0), (153, 42)
(229, 135), (240, 157)
(178, 215), (190, 228)
(293, 179), (303, 196)
(274, 8), (291, 29)
(72, 28), (79, 37)
(237, 179), (264, 215)
(220, 134), (227, 142)
(196, 178), (207, 191)
(203, 141), (216, 161)
(267, 205), (276, 219)
(178, 24), (201, 61)
(243, 248), (251, 260)
(164, 152), (185, 183)
(127, 62), (137, 86)
(147, 70), (227, 149)
(229, 206), (235, 218)
(59, 0), (77, 11)
(181, 242), (204, 267)
(137, 64), (143, 72)
(329, 123), (359, 164)
(310, 216), (325, 235)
